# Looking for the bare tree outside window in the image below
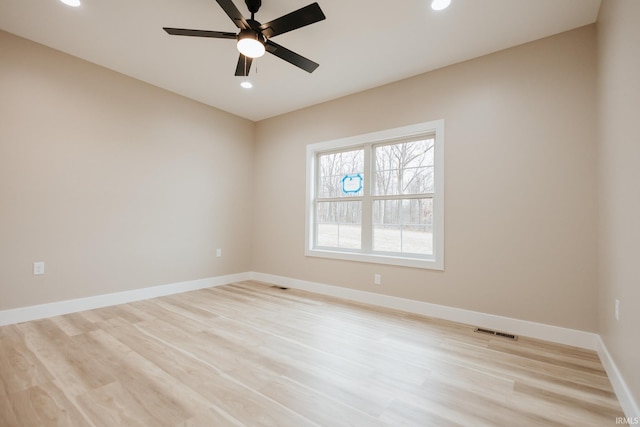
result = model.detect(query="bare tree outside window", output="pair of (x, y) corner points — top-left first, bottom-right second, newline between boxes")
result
(318, 149), (364, 198)
(316, 149), (363, 249)
(373, 139), (434, 255)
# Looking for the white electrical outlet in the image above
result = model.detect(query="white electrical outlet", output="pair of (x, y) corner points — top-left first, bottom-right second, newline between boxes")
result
(33, 262), (45, 275)
(216, 249), (222, 257)
(374, 274), (381, 285)
(615, 299), (620, 321)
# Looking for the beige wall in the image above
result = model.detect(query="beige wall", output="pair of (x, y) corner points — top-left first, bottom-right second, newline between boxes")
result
(253, 26), (598, 331)
(597, 0), (640, 408)
(0, 31), (255, 310)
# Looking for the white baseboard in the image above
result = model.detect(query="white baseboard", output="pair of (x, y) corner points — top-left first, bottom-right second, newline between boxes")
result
(0, 272), (251, 326)
(249, 272), (599, 351)
(597, 336), (640, 419)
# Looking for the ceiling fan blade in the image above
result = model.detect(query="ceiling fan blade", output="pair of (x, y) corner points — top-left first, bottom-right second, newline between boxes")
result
(259, 3), (325, 38)
(265, 40), (319, 73)
(235, 54), (253, 76)
(215, 0), (249, 30)
(163, 28), (237, 39)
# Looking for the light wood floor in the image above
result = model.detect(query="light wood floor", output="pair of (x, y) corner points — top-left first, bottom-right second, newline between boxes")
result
(0, 281), (623, 426)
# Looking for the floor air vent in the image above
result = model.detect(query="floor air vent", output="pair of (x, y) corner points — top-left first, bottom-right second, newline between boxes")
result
(474, 327), (518, 340)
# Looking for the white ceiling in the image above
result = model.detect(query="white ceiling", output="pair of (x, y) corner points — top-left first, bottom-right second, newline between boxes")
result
(0, 0), (601, 121)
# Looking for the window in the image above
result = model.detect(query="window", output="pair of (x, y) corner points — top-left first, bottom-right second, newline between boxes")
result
(306, 120), (444, 270)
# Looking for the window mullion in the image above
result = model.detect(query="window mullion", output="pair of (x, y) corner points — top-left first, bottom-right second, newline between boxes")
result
(316, 196), (363, 203)
(371, 193), (433, 201)
(361, 144), (373, 253)
(313, 154), (321, 249)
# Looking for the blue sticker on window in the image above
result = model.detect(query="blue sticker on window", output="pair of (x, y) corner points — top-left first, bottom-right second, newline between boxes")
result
(341, 174), (363, 194)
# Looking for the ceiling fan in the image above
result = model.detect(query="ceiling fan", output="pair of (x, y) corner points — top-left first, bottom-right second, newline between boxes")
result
(163, 0), (326, 76)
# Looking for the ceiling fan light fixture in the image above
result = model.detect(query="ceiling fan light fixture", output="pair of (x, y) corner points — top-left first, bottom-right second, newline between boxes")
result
(237, 30), (265, 58)
(431, 0), (451, 11)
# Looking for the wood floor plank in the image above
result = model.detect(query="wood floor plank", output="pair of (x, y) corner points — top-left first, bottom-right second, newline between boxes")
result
(183, 312), (403, 413)
(380, 398), (466, 427)
(0, 325), (54, 394)
(257, 376), (387, 427)
(9, 382), (94, 426)
(177, 406), (245, 427)
(0, 375), (20, 427)
(0, 281), (624, 426)
(119, 320), (320, 426)
(76, 329), (204, 426)
(48, 313), (97, 337)
(76, 381), (157, 427)
(441, 338), (617, 395)
(487, 339), (607, 374)
(17, 319), (114, 397)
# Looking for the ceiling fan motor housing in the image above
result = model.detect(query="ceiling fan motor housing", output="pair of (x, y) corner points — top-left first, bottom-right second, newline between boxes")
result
(238, 28), (265, 44)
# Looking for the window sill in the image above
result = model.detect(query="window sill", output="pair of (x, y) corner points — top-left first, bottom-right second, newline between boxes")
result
(305, 248), (444, 271)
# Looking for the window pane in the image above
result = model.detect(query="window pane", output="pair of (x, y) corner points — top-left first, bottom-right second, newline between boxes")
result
(316, 201), (362, 249)
(373, 198), (433, 255)
(318, 149), (364, 198)
(374, 138), (435, 195)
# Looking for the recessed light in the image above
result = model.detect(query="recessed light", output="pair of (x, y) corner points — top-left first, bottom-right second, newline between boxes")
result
(240, 81), (253, 89)
(431, 0), (451, 11)
(60, 0), (81, 7)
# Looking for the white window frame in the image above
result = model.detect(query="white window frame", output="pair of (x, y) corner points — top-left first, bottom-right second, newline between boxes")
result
(305, 120), (444, 270)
